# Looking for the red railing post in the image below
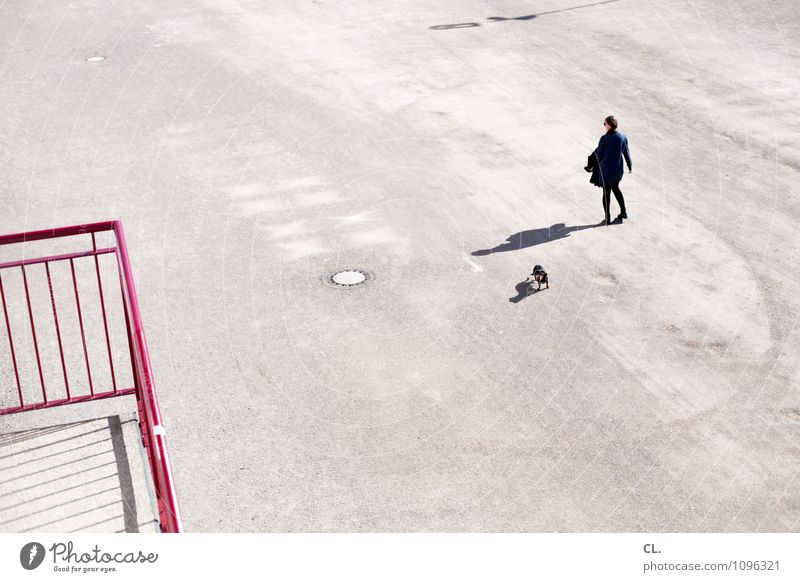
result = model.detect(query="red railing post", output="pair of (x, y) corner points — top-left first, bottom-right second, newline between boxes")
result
(70, 257), (95, 396)
(45, 262), (70, 400)
(112, 221), (182, 532)
(0, 271), (23, 408)
(21, 265), (47, 404)
(91, 233), (118, 393)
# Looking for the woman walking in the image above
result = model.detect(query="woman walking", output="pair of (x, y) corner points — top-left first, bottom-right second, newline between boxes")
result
(595, 115), (632, 225)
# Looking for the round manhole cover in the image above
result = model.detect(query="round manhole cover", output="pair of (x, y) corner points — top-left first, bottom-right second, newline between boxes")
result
(325, 269), (372, 288)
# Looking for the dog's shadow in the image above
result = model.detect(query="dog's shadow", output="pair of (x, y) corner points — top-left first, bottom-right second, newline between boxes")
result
(509, 280), (533, 303)
(509, 280), (546, 303)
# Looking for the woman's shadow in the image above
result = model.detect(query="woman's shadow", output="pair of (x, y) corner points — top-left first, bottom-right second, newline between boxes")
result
(470, 221), (606, 303)
(472, 221), (603, 257)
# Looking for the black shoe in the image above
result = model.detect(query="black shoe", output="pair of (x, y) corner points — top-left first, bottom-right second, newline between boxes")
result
(619, 211), (628, 219)
(614, 214), (625, 223)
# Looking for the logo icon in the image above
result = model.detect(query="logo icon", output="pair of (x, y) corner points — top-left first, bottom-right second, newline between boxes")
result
(20, 542), (46, 570)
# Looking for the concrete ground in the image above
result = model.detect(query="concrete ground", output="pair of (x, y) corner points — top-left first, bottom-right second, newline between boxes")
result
(1, 0), (799, 532)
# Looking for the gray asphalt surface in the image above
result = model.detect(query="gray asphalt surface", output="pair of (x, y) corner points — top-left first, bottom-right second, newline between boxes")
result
(1, 0), (799, 531)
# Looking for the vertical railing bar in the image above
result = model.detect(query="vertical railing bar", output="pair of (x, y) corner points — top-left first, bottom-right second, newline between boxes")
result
(92, 233), (117, 393)
(0, 271), (24, 407)
(45, 262), (70, 400)
(70, 258), (94, 396)
(115, 250), (138, 400)
(21, 265), (47, 404)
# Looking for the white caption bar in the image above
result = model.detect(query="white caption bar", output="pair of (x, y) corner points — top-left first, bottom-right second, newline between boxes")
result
(1, 533), (798, 581)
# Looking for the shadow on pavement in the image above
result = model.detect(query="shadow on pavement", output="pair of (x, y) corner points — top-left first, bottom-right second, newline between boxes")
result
(509, 280), (552, 303)
(472, 221), (604, 256)
(430, 0), (623, 30)
(0, 416), (148, 533)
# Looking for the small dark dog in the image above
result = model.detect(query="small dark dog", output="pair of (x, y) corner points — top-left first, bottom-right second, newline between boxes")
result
(528, 264), (549, 292)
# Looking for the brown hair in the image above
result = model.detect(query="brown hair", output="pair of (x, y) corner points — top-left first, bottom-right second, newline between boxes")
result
(604, 115), (618, 131)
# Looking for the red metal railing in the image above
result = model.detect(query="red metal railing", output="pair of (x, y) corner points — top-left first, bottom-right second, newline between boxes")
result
(0, 221), (182, 532)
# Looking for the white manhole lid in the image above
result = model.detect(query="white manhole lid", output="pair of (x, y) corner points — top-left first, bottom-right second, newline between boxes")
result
(325, 269), (372, 288)
(332, 270), (366, 285)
